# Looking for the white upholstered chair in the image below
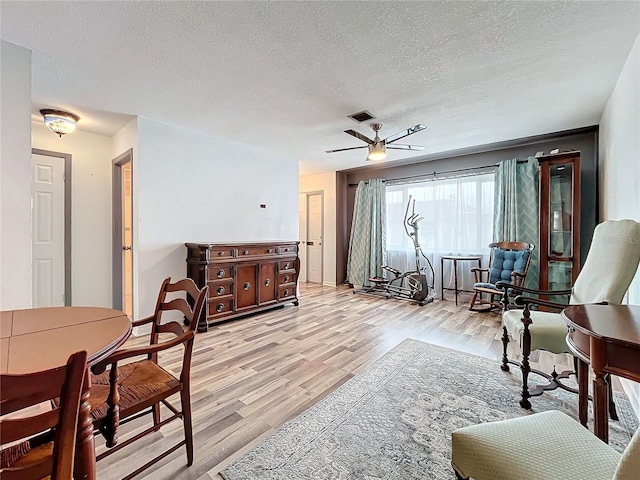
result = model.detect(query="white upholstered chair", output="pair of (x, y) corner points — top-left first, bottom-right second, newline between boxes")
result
(499, 219), (640, 409)
(451, 410), (640, 480)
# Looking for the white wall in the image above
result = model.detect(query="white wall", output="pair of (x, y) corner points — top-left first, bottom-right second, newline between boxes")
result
(0, 41), (32, 310)
(299, 172), (337, 286)
(135, 117), (299, 320)
(32, 122), (114, 307)
(598, 34), (640, 415)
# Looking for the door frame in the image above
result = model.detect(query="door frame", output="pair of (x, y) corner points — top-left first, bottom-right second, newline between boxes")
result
(111, 149), (133, 311)
(31, 148), (72, 305)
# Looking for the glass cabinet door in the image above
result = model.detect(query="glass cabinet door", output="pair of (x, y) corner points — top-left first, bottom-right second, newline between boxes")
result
(548, 162), (573, 258)
(538, 151), (581, 294)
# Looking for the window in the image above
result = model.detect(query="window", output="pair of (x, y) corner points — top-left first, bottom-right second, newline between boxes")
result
(385, 173), (495, 293)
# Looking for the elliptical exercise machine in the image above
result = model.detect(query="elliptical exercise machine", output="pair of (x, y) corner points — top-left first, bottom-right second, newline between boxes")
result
(355, 195), (435, 306)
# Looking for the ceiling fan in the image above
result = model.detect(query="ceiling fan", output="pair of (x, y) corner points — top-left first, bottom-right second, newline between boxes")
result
(326, 123), (427, 161)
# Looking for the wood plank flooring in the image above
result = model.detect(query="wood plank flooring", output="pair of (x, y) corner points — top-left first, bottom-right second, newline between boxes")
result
(96, 283), (577, 479)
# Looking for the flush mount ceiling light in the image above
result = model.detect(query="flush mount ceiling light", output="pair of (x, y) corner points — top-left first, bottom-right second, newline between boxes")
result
(40, 109), (80, 137)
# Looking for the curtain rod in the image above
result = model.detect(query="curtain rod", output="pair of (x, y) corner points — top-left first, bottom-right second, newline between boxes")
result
(348, 158), (529, 187)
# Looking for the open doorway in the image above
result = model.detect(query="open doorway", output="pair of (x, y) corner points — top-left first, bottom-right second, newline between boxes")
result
(31, 149), (71, 307)
(112, 149), (133, 316)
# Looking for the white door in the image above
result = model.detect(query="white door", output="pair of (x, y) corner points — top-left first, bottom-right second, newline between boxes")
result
(298, 193), (308, 283)
(32, 154), (65, 307)
(307, 193), (323, 284)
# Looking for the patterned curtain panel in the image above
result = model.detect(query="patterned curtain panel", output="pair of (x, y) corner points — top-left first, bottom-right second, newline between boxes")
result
(346, 179), (387, 287)
(493, 157), (540, 288)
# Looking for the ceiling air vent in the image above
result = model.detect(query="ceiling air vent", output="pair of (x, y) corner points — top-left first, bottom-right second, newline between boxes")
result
(348, 110), (375, 123)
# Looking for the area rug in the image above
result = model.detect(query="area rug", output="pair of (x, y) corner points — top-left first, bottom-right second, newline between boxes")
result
(221, 338), (638, 480)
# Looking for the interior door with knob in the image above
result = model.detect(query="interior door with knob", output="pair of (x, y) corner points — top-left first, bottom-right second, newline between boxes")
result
(112, 150), (133, 316)
(306, 192), (323, 284)
(31, 150), (71, 307)
(298, 193), (308, 283)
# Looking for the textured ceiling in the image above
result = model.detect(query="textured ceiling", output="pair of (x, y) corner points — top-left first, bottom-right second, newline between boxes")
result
(2, 1), (639, 175)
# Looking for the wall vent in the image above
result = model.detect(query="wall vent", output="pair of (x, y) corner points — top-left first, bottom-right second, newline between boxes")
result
(348, 110), (375, 123)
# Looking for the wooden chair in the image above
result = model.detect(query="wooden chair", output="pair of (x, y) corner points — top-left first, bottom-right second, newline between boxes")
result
(468, 241), (534, 311)
(499, 220), (640, 410)
(89, 277), (208, 480)
(0, 350), (88, 480)
(452, 410), (640, 480)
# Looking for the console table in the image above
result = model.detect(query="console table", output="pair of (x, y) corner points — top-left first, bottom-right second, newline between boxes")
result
(440, 255), (482, 306)
(186, 241), (300, 331)
(562, 304), (640, 443)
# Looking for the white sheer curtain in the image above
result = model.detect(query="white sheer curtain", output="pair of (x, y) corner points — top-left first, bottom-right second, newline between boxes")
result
(385, 174), (495, 297)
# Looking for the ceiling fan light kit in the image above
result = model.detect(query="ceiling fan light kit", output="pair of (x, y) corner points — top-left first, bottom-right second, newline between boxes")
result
(40, 109), (80, 137)
(327, 122), (427, 162)
(367, 142), (387, 161)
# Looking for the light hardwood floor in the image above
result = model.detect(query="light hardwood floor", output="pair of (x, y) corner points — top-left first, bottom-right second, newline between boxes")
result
(96, 283), (578, 479)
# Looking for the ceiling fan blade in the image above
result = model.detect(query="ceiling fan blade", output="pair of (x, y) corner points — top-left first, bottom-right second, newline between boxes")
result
(325, 146), (367, 153)
(344, 129), (374, 144)
(385, 124), (427, 144)
(386, 144), (426, 151)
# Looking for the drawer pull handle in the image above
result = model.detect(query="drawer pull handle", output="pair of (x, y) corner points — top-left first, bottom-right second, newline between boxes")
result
(284, 289), (289, 296)
(243, 250), (249, 255)
(268, 249), (273, 253)
(265, 279), (270, 286)
(284, 276), (289, 283)
(216, 286), (225, 295)
(284, 262), (289, 269)
(216, 303), (224, 313)
(217, 269), (225, 278)
(218, 251), (224, 256)
(284, 248), (289, 252)
(244, 282), (251, 291)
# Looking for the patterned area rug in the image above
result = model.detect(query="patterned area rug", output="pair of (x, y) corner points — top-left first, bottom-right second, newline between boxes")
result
(221, 339), (638, 480)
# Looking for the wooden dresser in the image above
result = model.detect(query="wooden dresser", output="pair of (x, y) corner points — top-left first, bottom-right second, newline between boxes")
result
(186, 241), (300, 332)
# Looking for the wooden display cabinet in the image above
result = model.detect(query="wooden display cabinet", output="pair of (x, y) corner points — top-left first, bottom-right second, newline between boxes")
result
(186, 241), (299, 332)
(537, 151), (581, 301)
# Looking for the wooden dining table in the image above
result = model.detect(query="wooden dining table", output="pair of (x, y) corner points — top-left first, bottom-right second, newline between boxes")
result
(1, 306), (132, 479)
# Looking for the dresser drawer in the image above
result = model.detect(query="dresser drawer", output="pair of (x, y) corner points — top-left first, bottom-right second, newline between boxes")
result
(207, 265), (234, 281)
(209, 247), (235, 260)
(209, 282), (234, 297)
(278, 272), (296, 285)
(278, 259), (295, 271)
(278, 285), (296, 300)
(278, 245), (296, 255)
(238, 246), (278, 257)
(208, 298), (234, 317)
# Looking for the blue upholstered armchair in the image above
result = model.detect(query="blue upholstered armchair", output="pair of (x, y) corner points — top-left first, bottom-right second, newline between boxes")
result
(469, 241), (534, 312)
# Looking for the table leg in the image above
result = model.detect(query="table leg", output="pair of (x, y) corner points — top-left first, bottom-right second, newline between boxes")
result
(74, 370), (97, 479)
(577, 358), (589, 427)
(453, 259), (459, 306)
(592, 368), (609, 443)
(440, 257), (444, 300)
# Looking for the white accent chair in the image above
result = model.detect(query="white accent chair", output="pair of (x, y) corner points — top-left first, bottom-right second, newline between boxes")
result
(499, 219), (640, 409)
(451, 410), (640, 480)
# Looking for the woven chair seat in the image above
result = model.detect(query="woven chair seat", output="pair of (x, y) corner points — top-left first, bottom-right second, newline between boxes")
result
(0, 440), (32, 468)
(90, 360), (178, 421)
(3, 442), (53, 470)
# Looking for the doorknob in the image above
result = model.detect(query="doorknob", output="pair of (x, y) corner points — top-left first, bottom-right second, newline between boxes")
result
(122, 245), (132, 251)
(307, 241), (314, 246)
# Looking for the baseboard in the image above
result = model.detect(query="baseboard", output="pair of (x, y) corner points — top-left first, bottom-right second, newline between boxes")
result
(323, 281), (337, 287)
